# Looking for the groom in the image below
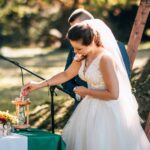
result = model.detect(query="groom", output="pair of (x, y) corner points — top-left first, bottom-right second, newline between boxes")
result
(62, 8), (131, 109)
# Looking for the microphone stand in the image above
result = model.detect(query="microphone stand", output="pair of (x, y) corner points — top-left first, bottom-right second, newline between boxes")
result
(0, 54), (73, 133)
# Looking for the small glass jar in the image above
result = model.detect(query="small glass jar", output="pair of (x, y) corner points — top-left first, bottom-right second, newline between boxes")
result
(3, 124), (7, 136)
(7, 122), (12, 135)
(0, 123), (4, 136)
(3, 122), (12, 136)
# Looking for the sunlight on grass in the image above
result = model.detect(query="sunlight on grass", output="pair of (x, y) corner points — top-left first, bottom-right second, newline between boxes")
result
(0, 47), (74, 133)
(138, 42), (150, 51)
(132, 42), (150, 69)
(1, 47), (55, 58)
(32, 111), (50, 128)
(55, 100), (72, 121)
(0, 77), (22, 88)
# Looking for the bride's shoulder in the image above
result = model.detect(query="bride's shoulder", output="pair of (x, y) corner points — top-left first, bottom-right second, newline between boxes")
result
(99, 52), (115, 67)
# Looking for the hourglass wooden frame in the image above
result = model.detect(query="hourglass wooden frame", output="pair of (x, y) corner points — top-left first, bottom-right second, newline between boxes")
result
(12, 98), (31, 129)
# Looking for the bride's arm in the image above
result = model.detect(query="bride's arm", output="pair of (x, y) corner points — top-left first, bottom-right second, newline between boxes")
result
(21, 60), (81, 95)
(87, 54), (119, 100)
(74, 54), (119, 100)
(39, 60), (81, 88)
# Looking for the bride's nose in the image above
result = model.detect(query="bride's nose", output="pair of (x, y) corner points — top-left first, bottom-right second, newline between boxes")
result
(74, 49), (81, 55)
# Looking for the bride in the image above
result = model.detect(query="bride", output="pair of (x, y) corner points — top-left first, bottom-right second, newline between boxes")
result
(21, 19), (150, 150)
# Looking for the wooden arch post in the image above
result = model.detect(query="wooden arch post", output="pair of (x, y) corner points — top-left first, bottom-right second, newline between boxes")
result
(127, 0), (150, 141)
(127, 0), (150, 68)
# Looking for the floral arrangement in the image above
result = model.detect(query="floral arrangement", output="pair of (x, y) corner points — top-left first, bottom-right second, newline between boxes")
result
(0, 111), (18, 125)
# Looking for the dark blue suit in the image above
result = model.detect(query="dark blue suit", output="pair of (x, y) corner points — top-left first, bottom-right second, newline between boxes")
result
(62, 46), (87, 108)
(62, 41), (131, 109)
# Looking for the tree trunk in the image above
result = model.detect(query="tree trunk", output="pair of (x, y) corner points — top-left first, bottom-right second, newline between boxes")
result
(86, 0), (91, 5)
(105, 0), (108, 4)
(72, 0), (80, 9)
(127, 0), (150, 68)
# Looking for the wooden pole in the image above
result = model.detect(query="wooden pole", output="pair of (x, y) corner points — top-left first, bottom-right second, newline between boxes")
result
(127, 0), (150, 68)
(145, 113), (150, 142)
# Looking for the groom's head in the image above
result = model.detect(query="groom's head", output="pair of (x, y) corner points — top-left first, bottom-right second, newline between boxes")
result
(68, 8), (94, 26)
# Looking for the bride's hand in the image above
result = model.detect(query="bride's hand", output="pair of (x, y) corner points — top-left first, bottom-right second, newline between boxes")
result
(21, 81), (41, 96)
(74, 54), (85, 62)
(73, 86), (88, 98)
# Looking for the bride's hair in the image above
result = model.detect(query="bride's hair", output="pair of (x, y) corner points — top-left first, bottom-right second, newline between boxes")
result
(67, 23), (102, 47)
(94, 31), (103, 47)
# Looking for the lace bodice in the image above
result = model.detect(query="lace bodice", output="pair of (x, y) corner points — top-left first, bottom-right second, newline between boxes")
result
(79, 55), (106, 90)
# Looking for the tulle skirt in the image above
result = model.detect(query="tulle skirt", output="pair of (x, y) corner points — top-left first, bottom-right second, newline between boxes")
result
(62, 96), (150, 150)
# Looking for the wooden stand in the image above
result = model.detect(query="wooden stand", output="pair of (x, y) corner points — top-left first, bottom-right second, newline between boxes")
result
(12, 98), (31, 129)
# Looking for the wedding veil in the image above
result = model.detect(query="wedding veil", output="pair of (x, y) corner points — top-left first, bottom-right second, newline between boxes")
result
(84, 19), (139, 118)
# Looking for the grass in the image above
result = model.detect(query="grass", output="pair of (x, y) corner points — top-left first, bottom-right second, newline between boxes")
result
(0, 47), (74, 133)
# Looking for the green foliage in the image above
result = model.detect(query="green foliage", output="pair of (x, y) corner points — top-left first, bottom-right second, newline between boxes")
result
(87, 3), (149, 43)
(0, 1), (60, 47)
(131, 59), (150, 125)
(0, 0), (148, 48)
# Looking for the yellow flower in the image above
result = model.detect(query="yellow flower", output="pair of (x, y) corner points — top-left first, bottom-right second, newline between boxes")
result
(0, 111), (18, 124)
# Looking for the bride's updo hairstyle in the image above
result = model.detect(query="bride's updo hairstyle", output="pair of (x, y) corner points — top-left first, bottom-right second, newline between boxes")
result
(67, 23), (102, 47)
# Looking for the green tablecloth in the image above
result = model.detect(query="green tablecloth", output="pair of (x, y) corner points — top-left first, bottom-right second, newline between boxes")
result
(14, 128), (66, 150)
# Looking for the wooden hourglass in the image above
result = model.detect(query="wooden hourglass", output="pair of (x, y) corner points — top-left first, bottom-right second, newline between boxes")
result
(12, 96), (31, 129)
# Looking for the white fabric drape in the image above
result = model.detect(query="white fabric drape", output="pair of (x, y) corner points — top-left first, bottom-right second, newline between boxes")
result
(0, 133), (27, 150)
(84, 19), (139, 116)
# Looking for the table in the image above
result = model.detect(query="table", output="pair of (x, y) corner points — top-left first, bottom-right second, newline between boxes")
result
(0, 128), (66, 150)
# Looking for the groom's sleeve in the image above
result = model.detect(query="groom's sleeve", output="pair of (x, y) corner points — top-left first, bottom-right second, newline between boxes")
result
(62, 47), (77, 98)
(117, 41), (131, 79)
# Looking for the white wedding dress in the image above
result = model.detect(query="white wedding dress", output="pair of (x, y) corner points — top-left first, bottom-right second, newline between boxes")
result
(62, 54), (150, 150)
